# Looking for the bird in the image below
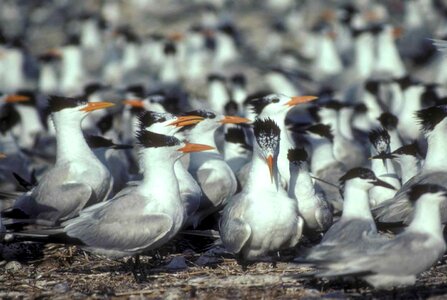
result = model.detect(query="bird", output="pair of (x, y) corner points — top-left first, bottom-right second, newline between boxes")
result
(298, 184), (447, 289)
(373, 104), (447, 224)
(58, 130), (214, 258)
(304, 167), (395, 261)
(85, 135), (133, 197)
(367, 128), (400, 208)
(2, 96), (115, 225)
(183, 109), (250, 228)
(247, 94), (318, 186)
(137, 111), (205, 228)
(287, 147), (332, 234)
(220, 118), (303, 262)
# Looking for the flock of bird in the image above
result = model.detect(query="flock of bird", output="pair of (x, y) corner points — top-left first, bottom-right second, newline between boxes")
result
(1, 0), (447, 290)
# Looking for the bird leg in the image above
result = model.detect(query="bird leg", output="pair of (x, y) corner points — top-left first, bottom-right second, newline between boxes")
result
(130, 255), (146, 283)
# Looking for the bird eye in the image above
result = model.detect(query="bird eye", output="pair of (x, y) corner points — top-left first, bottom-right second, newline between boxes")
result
(272, 98), (280, 103)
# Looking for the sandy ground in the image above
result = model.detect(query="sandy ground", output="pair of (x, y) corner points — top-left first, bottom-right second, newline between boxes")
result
(2, 237), (447, 300)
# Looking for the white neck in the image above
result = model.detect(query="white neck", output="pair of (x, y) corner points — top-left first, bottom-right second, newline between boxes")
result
(246, 149), (280, 192)
(288, 163), (315, 200)
(139, 150), (180, 199)
(423, 121), (447, 171)
(53, 112), (96, 164)
(338, 108), (354, 140)
(209, 82), (228, 113)
(397, 155), (420, 184)
(408, 196), (443, 235)
(341, 182), (374, 220)
(309, 138), (337, 172)
(354, 34), (374, 79)
(160, 55), (179, 84)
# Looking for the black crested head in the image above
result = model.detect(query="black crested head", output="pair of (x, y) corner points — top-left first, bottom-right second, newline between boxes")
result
(85, 135), (114, 149)
(225, 126), (247, 145)
(322, 100), (344, 111)
(354, 103), (368, 114)
(253, 118), (281, 151)
(126, 84), (145, 98)
(365, 80), (381, 95)
(84, 82), (105, 96)
(136, 130), (181, 148)
(243, 90), (272, 106)
(96, 113), (114, 134)
(224, 100), (239, 116)
(164, 42), (177, 55)
(287, 147), (308, 164)
(394, 75), (414, 91)
(415, 105), (447, 133)
(182, 110), (216, 119)
(369, 23), (384, 36)
(392, 142), (420, 157)
(378, 112), (398, 130)
(207, 73), (226, 83)
(422, 84), (439, 107)
(231, 73), (246, 87)
(248, 94), (280, 116)
(305, 123), (334, 141)
(47, 95), (87, 113)
(138, 111), (174, 128)
(368, 128), (390, 151)
(408, 184), (447, 203)
(339, 167), (375, 185)
(38, 52), (60, 63)
(0, 104), (20, 134)
(65, 34), (80, 46)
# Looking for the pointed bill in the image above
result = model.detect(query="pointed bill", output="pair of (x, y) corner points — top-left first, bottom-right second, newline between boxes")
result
(178, 143), (215, 153)
(285, 96), (318, 106)
(266, 155), (274, 183)
(123, 99), (144, 108)
(5, 95), (31, 103)
(80, 102), (115, 112)
(220, 116), (251, 124)
(169, 115), (205, 127)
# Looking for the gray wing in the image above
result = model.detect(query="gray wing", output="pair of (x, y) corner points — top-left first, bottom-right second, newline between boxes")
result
(315, 200), (333, 232)
(373, 172), (447, 224)
(196, 165), (236, 209)
(65, 213), (172, 252)
(64, 192), (173, 251)
(320, 219), (376, 245)
(14, 181), (92, 223)
(219, 217), (251, 254)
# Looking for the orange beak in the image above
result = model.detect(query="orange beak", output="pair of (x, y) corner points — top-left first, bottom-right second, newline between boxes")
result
(5, 94), (30, 103)
(0, 153), (6, 159)
(123, 99), (145, 108)
(169, 32), (184, 41)
(178, 143), (215, 153)
(47, 48), (62, 58)
(266, 155), (274, 183)
(169, 115), (205, 127)
(80, 102), (115, 112)
(285, 96), (318, 107)
(220, 116), (251, 124)
(392, 27), (403, 39)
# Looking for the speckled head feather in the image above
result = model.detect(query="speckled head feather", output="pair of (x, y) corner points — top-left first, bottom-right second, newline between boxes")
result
(287, 147), (308, 164)
(248, 95), (282, 116)
(368, 128), (390, 152)
(47, 95), (87, 113)
(85, 135), (115, 148)
(305, 123), (334, 141)
(136, 130), (181, 148)
(415, 105), (447, 133)
(339, 167), (376, 185)
(243, 90), (273, 106)
(183, 110), (216, 119)
(378, 112), (398, 130)
(408, 184), (447, 203)
(138, 111), (175, 128)
(253, 118), (280, 151)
